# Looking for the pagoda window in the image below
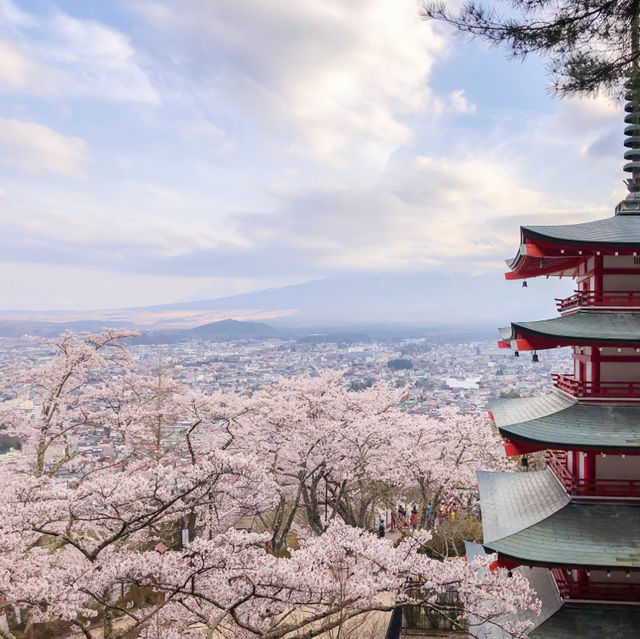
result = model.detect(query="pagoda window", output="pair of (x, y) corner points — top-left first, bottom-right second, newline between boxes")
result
(600, 360), (640, 383)
(596, 454), (640, 483)
(602, 273), (640, 290)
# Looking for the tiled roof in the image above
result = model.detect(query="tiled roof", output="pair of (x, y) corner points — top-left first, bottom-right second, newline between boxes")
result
(486, 502), (640, 567)
(500, 310), (640, 344)
(523, 215), (640, 246)
(530, 604), (640, 638)
(479, 471), (640, 568)
(490, 393), (640, 449)
(477, 469), (569, 544)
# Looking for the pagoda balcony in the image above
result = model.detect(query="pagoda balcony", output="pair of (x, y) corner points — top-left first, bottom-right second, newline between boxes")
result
(552, 569), (640, 602)
(552, 373), (640, 400)
(546, 450), (640, 499)
(556, 290), (640, 312)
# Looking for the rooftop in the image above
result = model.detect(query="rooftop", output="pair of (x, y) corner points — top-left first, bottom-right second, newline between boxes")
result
(521, 213), (640, 248)
(499, 310), (640, 348)
(530, 603), (640, 639)
(479, 470), (640, 568)
(490, 393), (640, 450)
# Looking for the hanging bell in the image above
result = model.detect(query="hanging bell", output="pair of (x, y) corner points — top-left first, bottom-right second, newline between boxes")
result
(539, 259), (546, 269)
(514, 350), (520, 358)
(522, 280), (528, 288)
(532, 352), (539, 363)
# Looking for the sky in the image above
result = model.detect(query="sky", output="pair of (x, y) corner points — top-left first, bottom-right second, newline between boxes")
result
(0, 0), (628, 311)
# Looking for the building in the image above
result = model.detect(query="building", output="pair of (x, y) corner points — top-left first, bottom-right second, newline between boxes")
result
(475, 77), (640, 637)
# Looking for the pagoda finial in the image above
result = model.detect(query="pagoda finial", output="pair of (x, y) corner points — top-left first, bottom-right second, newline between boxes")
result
(623, 69), (640, 193)
(624, 7), (640, 194)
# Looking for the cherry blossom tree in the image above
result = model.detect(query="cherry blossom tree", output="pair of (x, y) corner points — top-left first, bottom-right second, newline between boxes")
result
(390, 408), (510, 525)
(0, 331), (537, 639)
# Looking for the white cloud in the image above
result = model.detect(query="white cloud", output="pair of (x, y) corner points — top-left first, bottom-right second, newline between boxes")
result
(139, 0), (450, 166)
(45, 13), (159, 104)
(448, 89), (476, 114)
(0, 0), (34, 28)
(0, 118), (89, 178)
(179, 120), (235, 153)
(226, 150), (609, 276)
(0, 1), (158, 103)
(0, 40), (65, 94)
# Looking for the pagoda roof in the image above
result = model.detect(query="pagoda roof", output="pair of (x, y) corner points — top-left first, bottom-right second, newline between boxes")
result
(521, 215), (640, 248)
(529, 604), (640, 639)
(490, 393), (640, 450)
(478, 469), (640, 568)
(499, 310), (640, 349)
(505, 213), (640, 279)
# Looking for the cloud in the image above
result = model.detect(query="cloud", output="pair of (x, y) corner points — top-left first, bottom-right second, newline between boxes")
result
(0, 118), (89, 178)
(0, 145), (608, 280)
(0, 40), (65, 94)
(138, 0), (449, 165)
(448, 89), (476, 114)
(0, 0), (158, 103)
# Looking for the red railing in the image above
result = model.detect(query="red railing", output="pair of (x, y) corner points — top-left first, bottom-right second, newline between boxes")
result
(556, 290), (640, 312)
(546, 450), (573, 492)
(546, 450), (640, 498)
(552, 570), (640, 602)
(552, 373), (640, 399)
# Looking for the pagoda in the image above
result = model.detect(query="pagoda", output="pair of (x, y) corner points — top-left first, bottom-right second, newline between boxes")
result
(476, 74), (640, 637)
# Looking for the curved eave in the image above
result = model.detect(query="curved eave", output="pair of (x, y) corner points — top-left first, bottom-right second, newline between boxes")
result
(504, 214), (640, 280)
(505, 253), (581, 280)
(479, 470), (640, 570)
(499, 311), (640, 350)
(498, 426), (640, 451)
(491, 393), (640, 450)
(523, 216), (640, 247)
(484, 502), (640, 569)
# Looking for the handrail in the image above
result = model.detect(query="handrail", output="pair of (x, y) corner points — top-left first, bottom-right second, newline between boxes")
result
(546, 450), (640, 498)
(556, 290), (640, 312)
(558, 578), (640, 602)
(553, 373), (640, 399)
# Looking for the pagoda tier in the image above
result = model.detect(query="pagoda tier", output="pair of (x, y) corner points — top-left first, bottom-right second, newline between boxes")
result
(490, 393), (640, 451)
(529, 604), (640, 639)
(466, 543), (640, 638)
(498, 310), (640, 350)
(507, 204), (640, 280)
(478, 470), (640, 570)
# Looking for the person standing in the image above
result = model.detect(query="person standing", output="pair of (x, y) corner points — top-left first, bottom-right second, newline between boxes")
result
(378, 518), (385, 538)
(426, 502), (432, 526)
(410, 504), (418, 529)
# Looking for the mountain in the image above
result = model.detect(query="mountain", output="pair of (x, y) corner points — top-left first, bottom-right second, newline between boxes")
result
(143, 271), (573, 326)
(0, 270), (574, 332)
(190, 319), (278, 338)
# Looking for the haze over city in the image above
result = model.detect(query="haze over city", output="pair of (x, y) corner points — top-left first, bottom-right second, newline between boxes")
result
(0, 0), (623, 323)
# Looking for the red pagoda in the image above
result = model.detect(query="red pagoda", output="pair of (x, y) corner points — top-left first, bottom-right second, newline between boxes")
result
(476, 79), (640, 637)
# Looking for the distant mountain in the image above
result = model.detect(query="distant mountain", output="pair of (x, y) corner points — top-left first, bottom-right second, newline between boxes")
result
(190, 319), (278, 338)
(0, 270), (574, 333)
(143, 271), (573, 326)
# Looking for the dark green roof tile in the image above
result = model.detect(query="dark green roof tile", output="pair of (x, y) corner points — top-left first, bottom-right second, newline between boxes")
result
(530, 604), (640, 639)
(485, 501), (640, 568)
(490, 393), (640, 449)
(477, 469), (569, 544)
(501, 310), (640, 344)
(524, 215), (640, 246)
